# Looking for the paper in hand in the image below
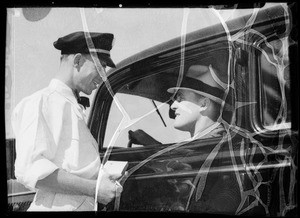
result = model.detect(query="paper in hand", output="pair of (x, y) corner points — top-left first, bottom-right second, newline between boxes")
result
(103, 160), (128, 176)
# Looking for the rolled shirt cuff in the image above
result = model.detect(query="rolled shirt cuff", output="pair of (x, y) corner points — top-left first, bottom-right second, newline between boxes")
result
(17, 158), (59, 191)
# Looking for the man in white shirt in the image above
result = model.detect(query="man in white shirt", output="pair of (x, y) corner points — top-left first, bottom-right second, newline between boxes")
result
(11, 31), (122, 211)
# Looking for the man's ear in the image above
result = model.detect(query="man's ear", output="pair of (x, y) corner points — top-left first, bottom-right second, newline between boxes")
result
(199, 97), (210, 112)
(73, 53), (82, 69)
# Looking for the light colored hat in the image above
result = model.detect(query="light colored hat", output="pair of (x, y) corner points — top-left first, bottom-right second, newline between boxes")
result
(167, 64), (229, 106)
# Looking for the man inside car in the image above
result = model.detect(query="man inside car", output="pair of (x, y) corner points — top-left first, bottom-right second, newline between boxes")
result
(165, 64), (240, 213)
(128, 64), (230, 143)
(128, 64), (241, 213)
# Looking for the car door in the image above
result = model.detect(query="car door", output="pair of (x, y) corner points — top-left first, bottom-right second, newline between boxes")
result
(89, 42), (254, 214)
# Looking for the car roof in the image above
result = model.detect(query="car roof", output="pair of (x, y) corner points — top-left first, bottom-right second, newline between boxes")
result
(106, 4), (288, 77)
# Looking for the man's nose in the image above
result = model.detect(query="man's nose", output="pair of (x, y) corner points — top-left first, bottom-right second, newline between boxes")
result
(170, 100), (178, 110)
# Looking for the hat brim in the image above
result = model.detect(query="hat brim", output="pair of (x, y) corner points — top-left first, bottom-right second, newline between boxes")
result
(167, 87), (233, 111)
(97, 53), (116, 68)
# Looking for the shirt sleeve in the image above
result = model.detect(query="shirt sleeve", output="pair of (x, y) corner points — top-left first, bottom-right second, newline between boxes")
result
(11, 92), (69, 191)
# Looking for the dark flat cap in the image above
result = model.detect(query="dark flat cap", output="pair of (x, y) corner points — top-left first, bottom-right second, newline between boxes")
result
(53, 31), (116, 68)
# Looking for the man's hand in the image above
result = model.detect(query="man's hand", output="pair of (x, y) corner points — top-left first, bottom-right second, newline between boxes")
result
(96, 168), (123, 205)
(128, 129), (162, 146)
(36, 168), (124, 206)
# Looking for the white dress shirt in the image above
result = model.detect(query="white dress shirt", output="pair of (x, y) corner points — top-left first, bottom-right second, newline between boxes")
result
(11, 79), (100, 211)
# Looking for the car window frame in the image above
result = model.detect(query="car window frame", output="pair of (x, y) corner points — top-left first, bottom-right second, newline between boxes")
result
(90, 41), (233, 151)
(246, 36), (292, 135)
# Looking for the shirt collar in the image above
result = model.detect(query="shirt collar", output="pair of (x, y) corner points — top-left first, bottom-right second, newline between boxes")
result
(49, 79), (78, 106)
(192, 122), (222, 140)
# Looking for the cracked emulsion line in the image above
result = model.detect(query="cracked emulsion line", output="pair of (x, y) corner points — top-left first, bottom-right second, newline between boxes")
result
(237, 139), (258, 214)
(122, 5), (295, 214)
(187, 6), (253, 214)
(186, 134), (226, 210)
(230, 7), (260, 42)
(113, 8), (191, 211)
(78, 8), (157, 211)
(229, 122), (295, 215)
(78, 8), (192, 211)
(260, 4), (296, 215)
(206, 5), (294, 214)
(227, 130), (251, 215)
(215, 5), (295, 215)
(79, 8), (134, 211)
(172, 8), (190, 99)
(246, 35), (291, 126)
(114, 123), (220, 210)
(231, 19), (291, 128)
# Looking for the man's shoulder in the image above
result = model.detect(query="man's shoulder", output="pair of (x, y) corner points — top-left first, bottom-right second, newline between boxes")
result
(15, 87), (47, 108)
(11, 87), (49, 121)
(42, 88), (74, 111)
(15, 85), (70, 111)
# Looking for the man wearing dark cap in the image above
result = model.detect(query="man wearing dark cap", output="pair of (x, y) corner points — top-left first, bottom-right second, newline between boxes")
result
(11, 31), (122, 211)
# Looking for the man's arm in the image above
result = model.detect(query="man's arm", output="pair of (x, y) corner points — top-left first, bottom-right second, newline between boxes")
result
(36, 169), (96, 196)
(36, 168), (121, 205)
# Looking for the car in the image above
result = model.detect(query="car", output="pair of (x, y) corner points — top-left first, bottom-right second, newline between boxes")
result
(7, 3), (298, 216)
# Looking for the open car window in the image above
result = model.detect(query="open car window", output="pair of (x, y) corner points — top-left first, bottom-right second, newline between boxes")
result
(100, 43), (231, 149)
(102, 45), (230, 149)
(103, 81), (190, 148)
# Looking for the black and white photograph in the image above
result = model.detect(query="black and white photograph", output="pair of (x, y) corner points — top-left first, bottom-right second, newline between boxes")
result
(4, 2), (298, 216)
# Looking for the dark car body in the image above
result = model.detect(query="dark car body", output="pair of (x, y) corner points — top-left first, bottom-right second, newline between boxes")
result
(7, 4), (298, 216)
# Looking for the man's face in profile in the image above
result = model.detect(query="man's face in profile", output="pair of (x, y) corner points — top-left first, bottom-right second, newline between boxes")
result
(170, 89), (203, 132)
(74, 54), (106, 95)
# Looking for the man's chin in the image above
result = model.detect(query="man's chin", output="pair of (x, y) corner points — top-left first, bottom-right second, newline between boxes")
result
(174, 123), (184, 131)
(82, 89), (93, 95)
(174, 122), (191, 132)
